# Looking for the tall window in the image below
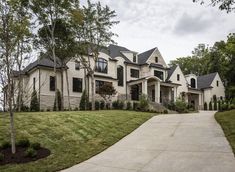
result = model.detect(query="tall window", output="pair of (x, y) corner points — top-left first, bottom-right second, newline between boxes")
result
(177, 74), (180, 81)
(50, 76), (55, 91)
(133, 56), (137, 63)
(191, 78), (196, 88)
(217, 80), (219, 87)
(33, 77), (36, 90)
(95, 80), (112, 94)
(75, 62), (80, 70)
(130, 69), (139, 78)
(155, 56), (158, 63)
(73, 78), (82, 92)
(117, 65), (124, 86)
(95, 58), (108, 73)
(154, 70), (164, 80)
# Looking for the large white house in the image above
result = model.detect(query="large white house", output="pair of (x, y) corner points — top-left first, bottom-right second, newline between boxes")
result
(4, 44), (225, 111)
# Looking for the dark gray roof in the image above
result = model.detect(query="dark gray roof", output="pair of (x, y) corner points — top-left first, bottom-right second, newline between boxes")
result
(166, 65), (177, 81)
(107, 44), (132, 62)
(197, 72), (217, 89)
(149, 63), (166, 69)
(138, 47), (156, 64)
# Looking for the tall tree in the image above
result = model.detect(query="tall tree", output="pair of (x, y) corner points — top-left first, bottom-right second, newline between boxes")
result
(71, 0), (119, 110)
(193, 0), (235, 13)
(0, 0), (30, 154)
(30, 0), (79, 111)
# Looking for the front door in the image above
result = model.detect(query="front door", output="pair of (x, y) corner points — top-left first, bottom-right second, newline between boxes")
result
(131, 85), (139, 101)
(152, 89), (155, 102)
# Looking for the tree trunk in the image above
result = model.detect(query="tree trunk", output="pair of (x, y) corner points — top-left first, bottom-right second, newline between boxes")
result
(91, 73), (95, 110)
(60, 70), (64, 111)
(52, 35), (58, 111)
(65, 69), (71, 110)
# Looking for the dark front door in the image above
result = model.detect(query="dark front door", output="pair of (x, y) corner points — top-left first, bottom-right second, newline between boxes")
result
(152, 89), (155, 102)
(131, 85), (139, 101)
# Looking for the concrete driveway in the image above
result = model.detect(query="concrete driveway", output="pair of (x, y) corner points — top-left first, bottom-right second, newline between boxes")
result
(62, 111), (235, 172)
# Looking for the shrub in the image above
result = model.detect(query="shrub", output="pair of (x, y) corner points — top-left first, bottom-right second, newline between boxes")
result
(30, 142), (41, 150)
(218, 101), (221, 111)
(213, 100), (217, 110)
(138, 94), (149, 111)
(229, 104), (235, 110)
(0, 153), (4, 161)
(80, 91), (89, 110)
(95, 101), (100, 110)
(16, 138), (30, 147)
(163, 109), (168, 114)
(1, 141), (11, 149)
(74, 107), (79, 111)
(167, 101), (176, 111)
(25, 147), (37, 158)
(112, 101), (118, 109)
(221, 103), (228, 111)
(126, 101), (132, 110)
(118, 100), (124, 109)
(88, 102), (92, 110)
(100, 101), (105, 110)
(209, 101), (212, 110)
(106, 103), (111, 109)
(53, 89), (62, 111)
(133, 102), (139, 110)
(30, 90), (39, 112)
(175, 99), (188, 113)
(46, 108), (51, 112)
(204, 102), (208, 110)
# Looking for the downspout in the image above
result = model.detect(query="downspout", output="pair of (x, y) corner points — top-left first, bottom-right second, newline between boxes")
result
(38, 68), (41, 110)
(125, 63), (128, 100)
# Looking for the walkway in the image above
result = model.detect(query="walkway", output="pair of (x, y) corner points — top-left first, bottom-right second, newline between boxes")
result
(62, 111), (235, 172)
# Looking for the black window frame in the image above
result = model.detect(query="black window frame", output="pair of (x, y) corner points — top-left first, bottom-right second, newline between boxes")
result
(75, 61), (80, 70)
(95, 58), (108, 73)
(177, 74), (180, 81)
(130, 69), (139, 78)
(217, 80), (219, 87)
(95, 80), (112, 94)
(191, 78), (196, 88)
(33, 77), (36, 90)
(117, 65), (124, 86)
(50, 76), (55, 91)
(73, 77), (83, 93)
(155, 56), (158, 63)
(154, 70), (164, 80)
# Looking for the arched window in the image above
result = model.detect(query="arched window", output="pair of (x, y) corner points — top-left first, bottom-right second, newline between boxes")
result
(95, 58), (108, 73)
(117, 65), (124, 86)
(191, 78), (196, 88)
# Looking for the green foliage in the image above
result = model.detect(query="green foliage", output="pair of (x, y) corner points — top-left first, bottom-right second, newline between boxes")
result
(53, 89), (62, 111)
(221, 103), (229, 111)
(112, 101), (118, 109)
(25, 147), (37, 158)
(30, 142), (41, 150)
(1, 141), (11, 149)
(16, 138), (30, 147)
(204, 102), (208, 110)
(163, 110), (168, 114)
(100, 101), (105, 110)
(118, 101), (124, 109)
(214, 100), (218, 110)
(99, 84), (117, 104)
(95, 101), (100, 110)
(175, 99), (188, 113)
(133, 102), (140, 111)
(126, 101), (132, 110)
(30, 90), (39, 112)
(0, 153), (4, 161)
(229, 104), (235, 110)
(88, 102), (92, 110)
(209, 101), (213, 110)
(79, 91), (89, 110)
(218, 100), (221, 111)
(138, 94), (149, 111)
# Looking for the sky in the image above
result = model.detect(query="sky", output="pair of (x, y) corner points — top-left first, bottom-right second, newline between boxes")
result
(80, 0), (235, 64)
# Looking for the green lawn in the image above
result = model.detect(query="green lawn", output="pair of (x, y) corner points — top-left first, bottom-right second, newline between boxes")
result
(0, 110), (154, 172)
(215, 110), (235, 155)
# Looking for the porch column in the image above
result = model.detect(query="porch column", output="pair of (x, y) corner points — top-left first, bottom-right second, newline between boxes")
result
(142, 79), (148, 95)
(173, 86), (177, 101)
(155, 81), (160, 103)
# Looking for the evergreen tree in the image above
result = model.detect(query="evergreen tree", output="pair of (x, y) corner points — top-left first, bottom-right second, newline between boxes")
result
(79, 91), (89, 110)
(30, 90), (40, 112)
(204, 102), (208, 110)
(209, 101), (213, 110)
(214, 100), (217, 110)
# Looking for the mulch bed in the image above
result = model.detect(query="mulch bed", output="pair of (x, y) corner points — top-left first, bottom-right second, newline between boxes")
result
(0, 146), (50, 165)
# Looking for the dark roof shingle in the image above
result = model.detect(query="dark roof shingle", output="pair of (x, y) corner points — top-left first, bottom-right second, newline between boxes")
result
(166, 65), (177, 81)
(197, 72), (217, 89)
(138, 48), (156, 64)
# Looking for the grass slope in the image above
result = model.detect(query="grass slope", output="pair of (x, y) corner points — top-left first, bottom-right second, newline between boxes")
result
(0, 110), (153, 172)
(215, 110), (235, 155)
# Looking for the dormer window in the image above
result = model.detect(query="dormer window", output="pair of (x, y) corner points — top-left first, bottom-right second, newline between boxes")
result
(133, 55), (137, 63)
(75, 62), (80, 70)
(217, 80), (219, 87)
(191, 78), (196, 88)
(155, 56), (158, 63)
